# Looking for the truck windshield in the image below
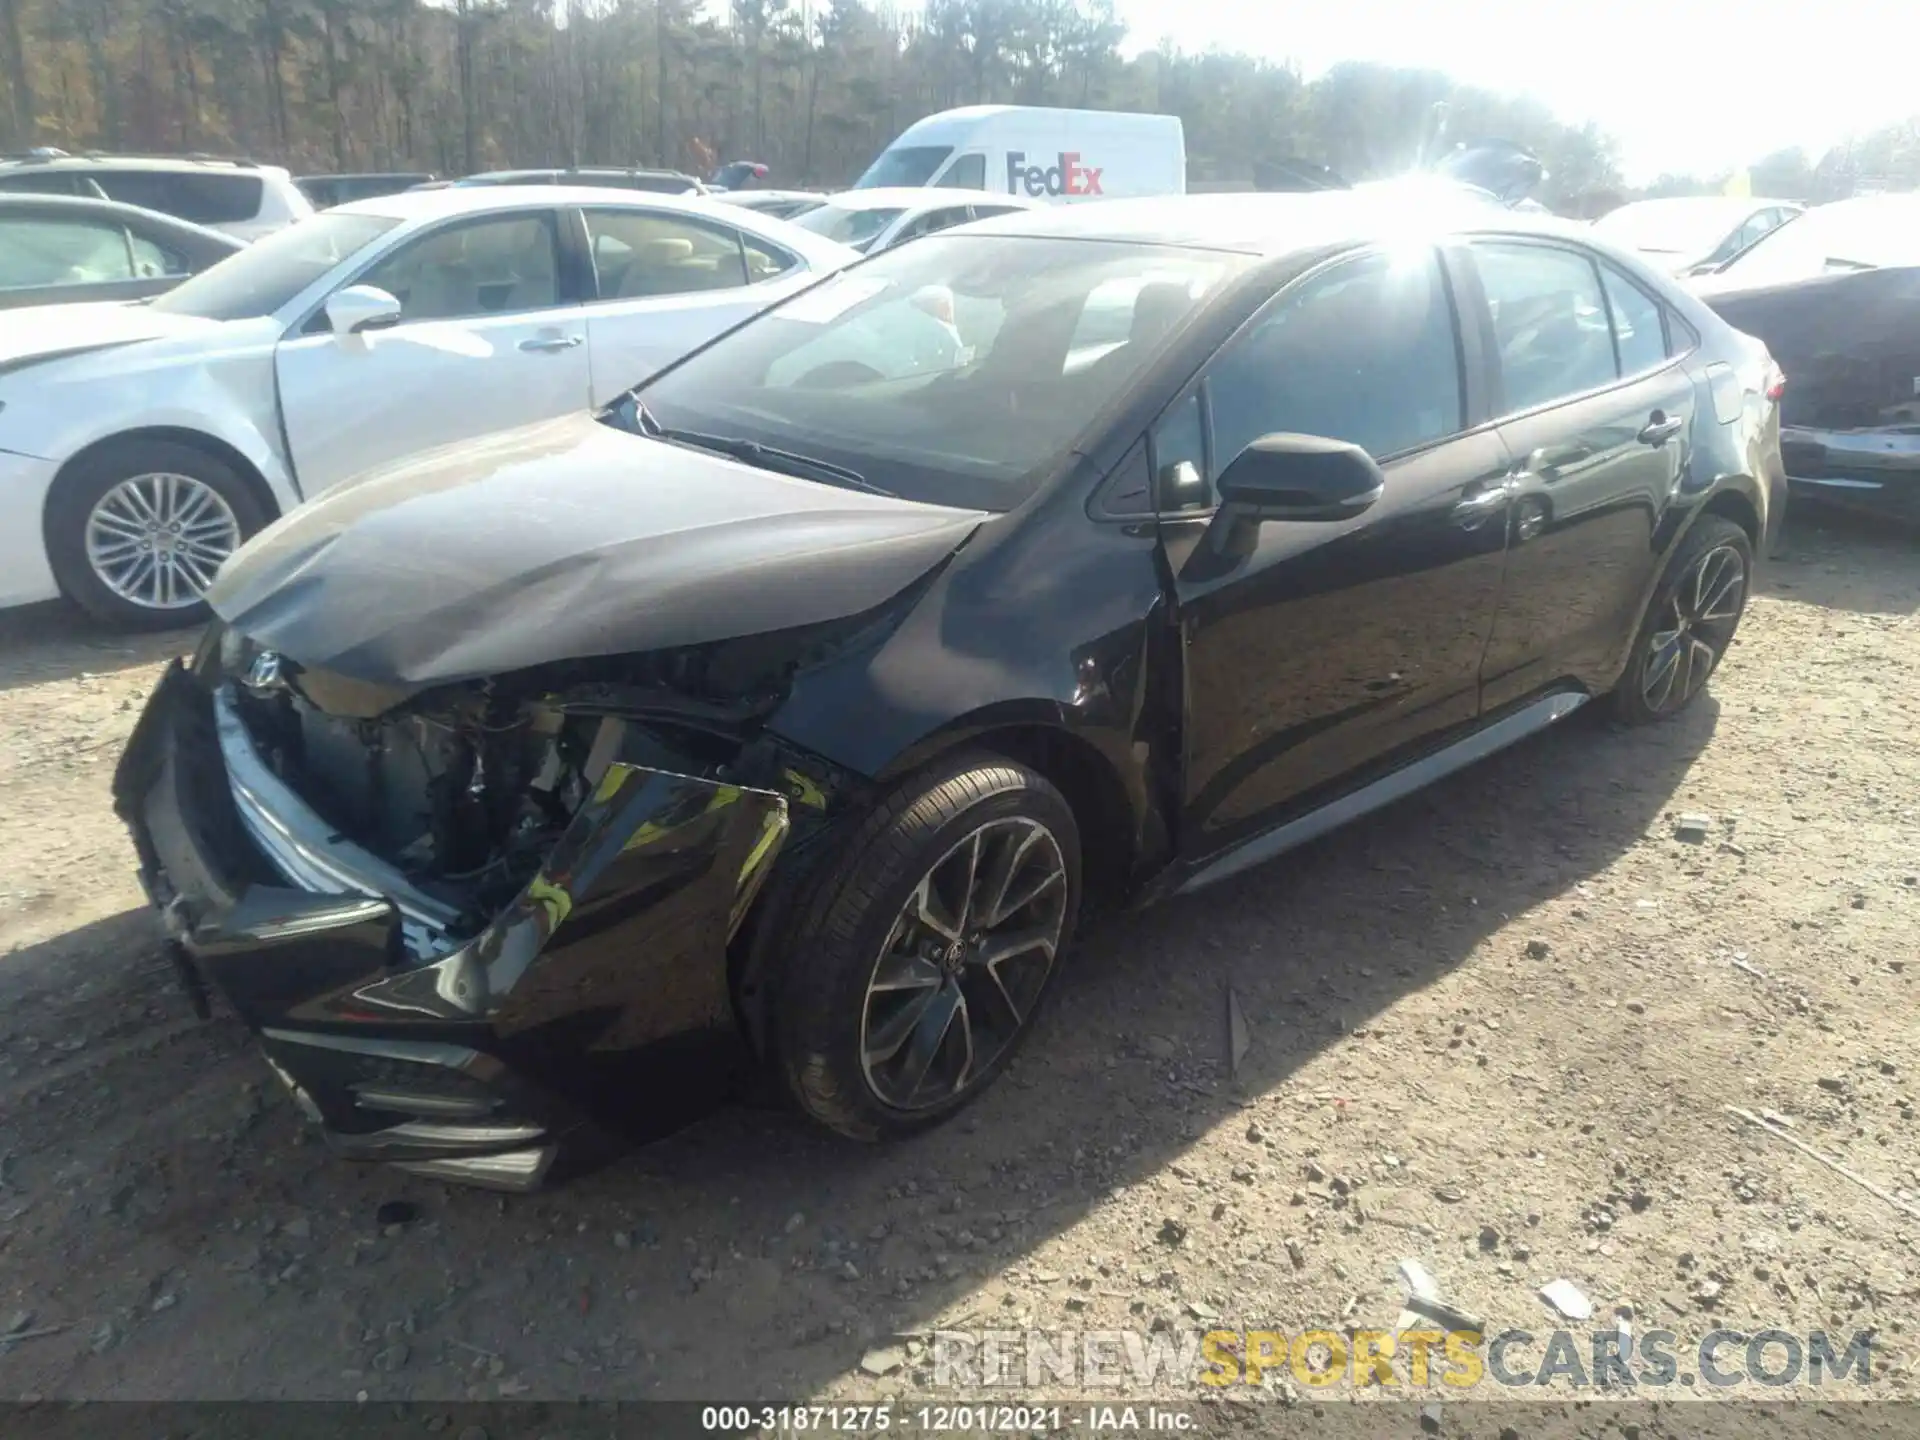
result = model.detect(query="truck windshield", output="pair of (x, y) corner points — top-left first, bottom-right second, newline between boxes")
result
(854, 146), (953, 189)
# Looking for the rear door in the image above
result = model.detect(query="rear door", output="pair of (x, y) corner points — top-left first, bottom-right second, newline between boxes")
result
(1164, 246), (1513, 858)
(275, 207), (590, 496)
(1462, 239), (1699, 708)
(574, 205), (808, 405)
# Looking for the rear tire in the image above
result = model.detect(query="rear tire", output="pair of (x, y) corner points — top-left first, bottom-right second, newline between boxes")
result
(772, 752), (1082, 1142)
(46, 439), (270, 631)
(1611, 515), (1752, 725)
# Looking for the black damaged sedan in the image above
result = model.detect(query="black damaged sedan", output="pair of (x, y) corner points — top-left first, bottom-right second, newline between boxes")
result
(116, 193), (1786, 1189)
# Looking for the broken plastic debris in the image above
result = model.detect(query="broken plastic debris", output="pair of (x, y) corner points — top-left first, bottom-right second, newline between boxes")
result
(1398, 1259), (1440, 1301)
(1226, 987), (1251, 1077)
(1675, 813), (1712, 842)
(1538, 1278), (1593, 1320)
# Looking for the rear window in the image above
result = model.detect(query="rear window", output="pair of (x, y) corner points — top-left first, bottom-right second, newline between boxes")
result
(95, 170), (264, 225)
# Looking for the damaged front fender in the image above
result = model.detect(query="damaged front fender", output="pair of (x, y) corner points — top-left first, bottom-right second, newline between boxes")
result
(308, 751), (790, 1040)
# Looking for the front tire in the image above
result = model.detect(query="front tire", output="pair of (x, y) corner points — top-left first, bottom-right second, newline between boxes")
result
(46, 439), (269, 630)
(773, 753), (1082, 1141)
(1612, 515), (1752, 725)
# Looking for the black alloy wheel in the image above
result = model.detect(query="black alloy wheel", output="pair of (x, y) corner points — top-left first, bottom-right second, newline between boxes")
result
(774, 753), (1082, 1141)
(1614, 515), (1752, 724)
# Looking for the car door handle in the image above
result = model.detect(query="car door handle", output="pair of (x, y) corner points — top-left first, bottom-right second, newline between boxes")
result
(519, 335), (583, 353)
(1637, 411), (1685, 446)
(1452, 480), (1515, 530)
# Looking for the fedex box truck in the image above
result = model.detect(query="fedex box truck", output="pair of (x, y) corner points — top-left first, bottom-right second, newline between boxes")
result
(852, 106), (1185, 202)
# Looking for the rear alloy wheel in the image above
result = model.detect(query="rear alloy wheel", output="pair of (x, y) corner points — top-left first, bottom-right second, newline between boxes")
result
(1613, 515), (1752, 724)
(775, 753), (1081, 1140)
(47, 439), (270, 630)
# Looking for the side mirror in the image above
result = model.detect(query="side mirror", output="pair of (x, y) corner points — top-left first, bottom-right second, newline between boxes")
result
(1215, 432), (1385, 523)
(324, 284), (403, 338)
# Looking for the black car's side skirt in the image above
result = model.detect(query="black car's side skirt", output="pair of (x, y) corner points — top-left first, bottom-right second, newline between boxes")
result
(1173, 689), (1589, 896)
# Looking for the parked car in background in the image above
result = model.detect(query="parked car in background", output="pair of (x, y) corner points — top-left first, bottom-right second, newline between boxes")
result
(298, 173), (437, 208)
(1592, 196), (1804, 276)
(114, 190), (1781, 1188)
(790, 187), (1041, 254)
(856, 104), (1186, 200)
(1694, 193), (1920, 523)
(0, 193), (242, 308)
(438, 167), (706, 196)
(0, 151), (314, 241)
(715, 189), (828, 221)
(0, 186), (857, 627)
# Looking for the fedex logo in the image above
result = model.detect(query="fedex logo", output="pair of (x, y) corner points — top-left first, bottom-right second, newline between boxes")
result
(1006, 151), (1104, 199)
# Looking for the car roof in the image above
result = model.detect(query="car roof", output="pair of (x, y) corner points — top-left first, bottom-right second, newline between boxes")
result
(0, 153), (287, 177)
(1601, 196), (1798, 220)
(466, 166), (696, 181)
(329, 184), (859, 265)
(820, 187), (1041, 213)
(954, 187), (1579, 256)
(0, 190), (244, 245)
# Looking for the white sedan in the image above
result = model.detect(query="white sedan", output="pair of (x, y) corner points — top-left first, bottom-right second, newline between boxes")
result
(0, 186), (858, 626)
(788, 187), (1041, 255)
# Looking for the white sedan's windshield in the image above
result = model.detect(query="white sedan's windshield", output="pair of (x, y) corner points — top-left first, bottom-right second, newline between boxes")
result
(637, 234), (1248, 512)
(1715, 198), (1920, 287)
(150, 212), (398, 321)
(792, 203), (904, 252)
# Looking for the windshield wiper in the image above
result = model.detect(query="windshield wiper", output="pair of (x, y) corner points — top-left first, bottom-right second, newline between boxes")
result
(632, 400), (892, 497)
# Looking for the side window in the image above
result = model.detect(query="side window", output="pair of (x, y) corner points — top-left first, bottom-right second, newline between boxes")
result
(0, 217), (138, 289)
(1599, 265), (1668, 376)
(1472, 242), (1617, 414)
(96, 170), (263, 224)
(943, 153), (987, 190)
(1149, 390), (1210, 513)
(1207, 248), (1462, 471)
(0, 172), (83, 196)
(741, 234), (798, 283)
(359, 213), (560, 321)
(969, 203), (1023, 221)
(127, 230), (190, 279)
(583, 210), (748, 299)
(897, 206), (971, 245)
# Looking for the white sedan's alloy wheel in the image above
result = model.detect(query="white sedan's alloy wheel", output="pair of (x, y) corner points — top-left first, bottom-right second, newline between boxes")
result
(85, 472), (243, 611)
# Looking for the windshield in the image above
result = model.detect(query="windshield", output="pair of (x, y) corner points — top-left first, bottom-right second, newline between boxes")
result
(150, 212), (398, 320)
(635, 235), (1248, 512)
(792, 203), (904, 251)
(1713, 198), (1920, 286)
(853, 145), (954, 190)
(1594, 200), (1752, 258)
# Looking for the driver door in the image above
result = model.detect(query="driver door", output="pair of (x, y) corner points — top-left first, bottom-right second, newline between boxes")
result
(1162, 247), (1513, 860)
(274, 208), (590, 497)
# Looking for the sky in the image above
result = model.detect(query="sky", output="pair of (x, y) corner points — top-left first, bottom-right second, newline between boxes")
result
(1097, 0), (1917, 184)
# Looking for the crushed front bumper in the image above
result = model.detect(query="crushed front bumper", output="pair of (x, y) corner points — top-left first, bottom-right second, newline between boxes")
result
(112, 659), (790, 1190)
(1781, 423), (1920, 523)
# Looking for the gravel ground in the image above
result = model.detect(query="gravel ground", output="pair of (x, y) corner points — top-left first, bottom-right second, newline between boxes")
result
(0, 508), (1916, 1419)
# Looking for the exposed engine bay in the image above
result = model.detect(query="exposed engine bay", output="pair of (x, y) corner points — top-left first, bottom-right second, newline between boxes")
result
(222, 625), (860, 946)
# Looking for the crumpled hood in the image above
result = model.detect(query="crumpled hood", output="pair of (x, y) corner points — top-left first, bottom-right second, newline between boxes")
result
(209, 412), (988, 687)
(0, 300), (221, 368)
